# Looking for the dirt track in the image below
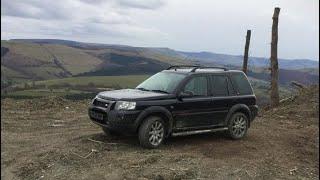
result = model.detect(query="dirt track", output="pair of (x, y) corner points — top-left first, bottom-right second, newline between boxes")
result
(1, 87), (319, 180)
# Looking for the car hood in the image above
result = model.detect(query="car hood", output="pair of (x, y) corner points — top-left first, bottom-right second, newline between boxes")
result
(97, 89), (173, 101)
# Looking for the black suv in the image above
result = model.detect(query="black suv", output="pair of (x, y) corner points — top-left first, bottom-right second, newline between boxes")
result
(88, 66), (258, 148)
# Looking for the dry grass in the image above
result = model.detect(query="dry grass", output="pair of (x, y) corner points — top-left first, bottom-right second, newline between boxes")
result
(45, 44), (102, 75)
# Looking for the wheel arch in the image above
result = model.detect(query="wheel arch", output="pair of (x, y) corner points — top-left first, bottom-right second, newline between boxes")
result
(225, 104), (252, 127)
(134, 106), (173, 136)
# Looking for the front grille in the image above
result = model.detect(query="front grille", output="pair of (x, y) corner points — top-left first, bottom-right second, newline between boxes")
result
(89, 109), (108, 124)
(93, 99), (109, 108)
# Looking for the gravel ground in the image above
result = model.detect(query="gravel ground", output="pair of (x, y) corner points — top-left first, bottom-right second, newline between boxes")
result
(1, 87), (319, 180)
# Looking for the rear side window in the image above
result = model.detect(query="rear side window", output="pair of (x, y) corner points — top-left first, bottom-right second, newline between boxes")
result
(210, 75), (236, 96)
(211, 76), (228, 96)
(230, 73), (253, 95)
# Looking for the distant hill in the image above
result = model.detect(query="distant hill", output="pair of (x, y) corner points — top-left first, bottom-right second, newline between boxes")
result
(179, 51), (318, 70)
(1, 39), (318, 88)
(1, 39), (190, 87)
(11, 39), (318, 69)
(10, 39), (85, 47)
(1, 41), (102, 80)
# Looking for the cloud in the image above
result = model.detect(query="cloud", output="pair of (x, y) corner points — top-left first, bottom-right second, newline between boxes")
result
(1, 0), (163, 21)
(77, 0), (165, 10)
(116, 0), (165, 9)
(1, 0), (71, 20)
(78, 0), (106, 4)
(1, 0), (168, 42)
(1, 15), (167, 45)
(1, 0), (318, 60)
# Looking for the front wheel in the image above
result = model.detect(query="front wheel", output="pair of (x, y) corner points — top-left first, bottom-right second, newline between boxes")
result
(227, 112), (248, 139)
(138, 116), (165, 149)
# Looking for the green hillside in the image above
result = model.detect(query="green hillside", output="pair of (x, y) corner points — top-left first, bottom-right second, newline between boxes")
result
(2, 41), (52, 61)
(1, 41), (103, 81)
(1, 41), (189, 86)
(1, 39), (318, 90)
(43, 44), (102, 74)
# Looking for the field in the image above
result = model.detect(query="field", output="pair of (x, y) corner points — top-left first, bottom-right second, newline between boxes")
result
(6, 89), (87, 97)
(3, 75), (291, 107)
(2, 75), (150, 99)
(1, 86), (318, 180)
(35, 75), (149, 87)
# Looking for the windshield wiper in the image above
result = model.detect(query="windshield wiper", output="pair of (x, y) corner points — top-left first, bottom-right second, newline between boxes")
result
(136, 87), (150, 91)
(150, 89), (169, 94)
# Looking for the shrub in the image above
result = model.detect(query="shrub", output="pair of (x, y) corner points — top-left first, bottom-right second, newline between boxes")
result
(88, 82), (95, 87)
(24, 83), (30, 89)
(112, 84), (122, 90)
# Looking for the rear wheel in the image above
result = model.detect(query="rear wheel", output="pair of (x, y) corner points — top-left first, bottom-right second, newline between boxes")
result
(138, 116), (165, 149)
(227, 112), (248, 139)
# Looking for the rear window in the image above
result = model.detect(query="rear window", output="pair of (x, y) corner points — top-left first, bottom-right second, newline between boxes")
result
(230, 73), (253, 95)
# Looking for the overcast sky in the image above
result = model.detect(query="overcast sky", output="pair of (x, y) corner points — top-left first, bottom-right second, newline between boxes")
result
(1, 0), (319, 60)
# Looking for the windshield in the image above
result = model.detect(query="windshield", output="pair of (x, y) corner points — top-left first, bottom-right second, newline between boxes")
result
(136, 72), (186, 94)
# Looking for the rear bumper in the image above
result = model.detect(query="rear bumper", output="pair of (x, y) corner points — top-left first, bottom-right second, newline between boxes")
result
(250, 105), (258, 121)
(88, 106), (141, 134)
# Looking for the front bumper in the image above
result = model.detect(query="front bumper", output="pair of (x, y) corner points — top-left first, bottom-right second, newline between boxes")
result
(88, 105), (141, 133)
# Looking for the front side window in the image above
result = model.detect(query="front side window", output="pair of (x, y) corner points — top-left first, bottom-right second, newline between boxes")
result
(136, 72), (186, 93)
(182, 76), (208, 96)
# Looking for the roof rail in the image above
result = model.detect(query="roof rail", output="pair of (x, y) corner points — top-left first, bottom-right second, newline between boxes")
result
(166, 65), (200, 71)
(191, 66), (228, 72)
(166, 65), (228, 72)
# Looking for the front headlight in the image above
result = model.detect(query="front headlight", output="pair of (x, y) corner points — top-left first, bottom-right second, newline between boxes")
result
(115, 101), (136, 110)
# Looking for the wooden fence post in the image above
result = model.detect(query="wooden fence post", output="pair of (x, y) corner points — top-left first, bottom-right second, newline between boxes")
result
(242, 30), (251, 74)
(270, 7), (280, 107)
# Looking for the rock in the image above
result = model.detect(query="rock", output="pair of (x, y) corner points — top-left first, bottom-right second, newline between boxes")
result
(154, 174), (165, 180)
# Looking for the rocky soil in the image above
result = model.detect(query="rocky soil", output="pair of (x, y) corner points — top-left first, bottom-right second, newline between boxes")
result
(1, 86), (319, 180)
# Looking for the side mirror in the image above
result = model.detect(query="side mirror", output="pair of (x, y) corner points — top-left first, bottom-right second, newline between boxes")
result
(177, 91), (193, 100)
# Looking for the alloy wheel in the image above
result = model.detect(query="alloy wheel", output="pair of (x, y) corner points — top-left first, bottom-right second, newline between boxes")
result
(148, 121), (164, 146)
(231, 115), (247, 138)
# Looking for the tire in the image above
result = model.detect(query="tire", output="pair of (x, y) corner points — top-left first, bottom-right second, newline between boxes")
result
(227, 112), (248, 139)
(138, 116), (166, 149)
(102, 127), (120, 136)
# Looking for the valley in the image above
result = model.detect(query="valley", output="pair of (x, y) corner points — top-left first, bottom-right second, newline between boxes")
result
(1, 39), (319, 106)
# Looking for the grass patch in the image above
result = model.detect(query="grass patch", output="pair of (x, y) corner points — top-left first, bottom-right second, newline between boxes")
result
(34, 75), (150, 88)
(3, 75), (150, 100)
(2, 88), (94, 100)
(4, 89), (85, 97)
